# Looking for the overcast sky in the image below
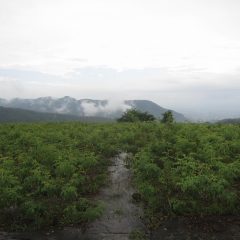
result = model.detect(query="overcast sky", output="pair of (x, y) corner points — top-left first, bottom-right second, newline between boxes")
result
(0, 0), (240, 120)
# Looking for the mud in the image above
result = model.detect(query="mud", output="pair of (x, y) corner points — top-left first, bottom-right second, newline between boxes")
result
(78, 152), (147, 239)
(151, 216), (240, 240)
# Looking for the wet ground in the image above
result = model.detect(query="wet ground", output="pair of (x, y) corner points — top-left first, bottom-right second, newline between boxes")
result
(1, 153), (239, 240)
(77, 152), (147, 239)
(150, 216), (240, 240)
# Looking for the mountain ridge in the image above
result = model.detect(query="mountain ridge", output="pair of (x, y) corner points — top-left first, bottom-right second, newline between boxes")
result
(217, 118), (240, 124)
(0, 106), (112, 123)
(0, 96), (187, 122)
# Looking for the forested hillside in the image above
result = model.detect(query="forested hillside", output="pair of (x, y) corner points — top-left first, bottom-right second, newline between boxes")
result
(0, 97), (187, 122)
(0, 106), (112, 123)
(217, 118), (240, 124)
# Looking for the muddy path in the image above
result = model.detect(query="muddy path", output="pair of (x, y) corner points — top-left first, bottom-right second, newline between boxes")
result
(79, 152), (147, 239)
(0, 153), (147, 240)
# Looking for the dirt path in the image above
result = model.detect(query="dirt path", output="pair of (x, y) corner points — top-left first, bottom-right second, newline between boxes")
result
(80, 152), (147, 239)
(0, 153), (147, 240)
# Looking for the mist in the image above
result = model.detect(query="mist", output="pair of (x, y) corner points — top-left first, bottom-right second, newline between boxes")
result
(81, 99), (131, 117)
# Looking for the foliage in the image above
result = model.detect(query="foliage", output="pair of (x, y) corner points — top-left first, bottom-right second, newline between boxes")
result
(132, 123), (240, 224)
(129, 229), (147, 240)
(0, 122), (239, 231)
(0, 123), (117, 230)
(117, 109), (156, 122)
(161, 110), (174, 124)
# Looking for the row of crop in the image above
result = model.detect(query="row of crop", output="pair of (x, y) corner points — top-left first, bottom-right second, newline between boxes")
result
(0, 123), (122, 230)
(130, 124), (240, 229)
(0, 122), (240, 231)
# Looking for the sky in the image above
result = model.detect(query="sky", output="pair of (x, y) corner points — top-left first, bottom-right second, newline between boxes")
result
(0, 0), (240, 120)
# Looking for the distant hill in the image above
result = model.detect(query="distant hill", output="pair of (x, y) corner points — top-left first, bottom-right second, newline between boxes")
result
(0, 97), (187, 122)
(0, 106), (112, 123)
(126, 100), (186, 122)
(217, 118), (240, 124)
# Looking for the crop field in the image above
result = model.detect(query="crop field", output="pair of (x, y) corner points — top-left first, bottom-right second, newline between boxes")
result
(0, 122), (239, 231)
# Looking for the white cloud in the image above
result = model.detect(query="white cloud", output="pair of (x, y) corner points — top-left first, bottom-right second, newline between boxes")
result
(81, 99), (131, 117)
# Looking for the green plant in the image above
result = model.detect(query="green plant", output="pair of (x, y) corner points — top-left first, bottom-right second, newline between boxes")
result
(129, 230), (146, 240)
(117, 109), (155, 122)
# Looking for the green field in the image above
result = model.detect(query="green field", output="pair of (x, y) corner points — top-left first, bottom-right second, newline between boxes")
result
(0, 122), (239, 231)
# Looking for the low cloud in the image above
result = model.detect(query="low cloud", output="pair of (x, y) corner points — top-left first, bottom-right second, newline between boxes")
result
(81, 99), (131, 117)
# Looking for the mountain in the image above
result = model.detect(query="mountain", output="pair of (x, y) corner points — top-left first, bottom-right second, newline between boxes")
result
(0, 106), (112, 123)
(126, 100), (186, 122)
(0, 97), (187, 122)
(217, 118), (240, 124)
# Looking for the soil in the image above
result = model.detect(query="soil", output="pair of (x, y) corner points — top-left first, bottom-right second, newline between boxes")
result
(150, 216), (240, 240)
